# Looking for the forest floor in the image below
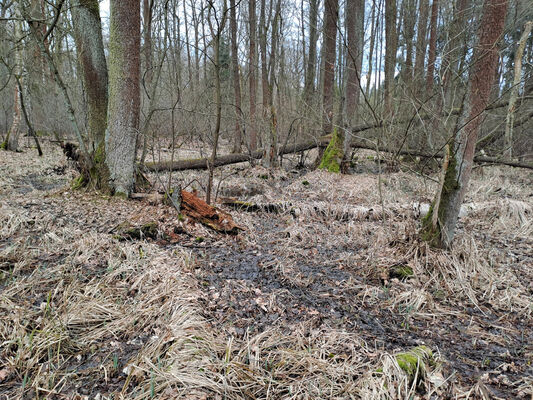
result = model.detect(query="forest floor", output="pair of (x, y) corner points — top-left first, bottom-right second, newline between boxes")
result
(1, 141), (532, 399)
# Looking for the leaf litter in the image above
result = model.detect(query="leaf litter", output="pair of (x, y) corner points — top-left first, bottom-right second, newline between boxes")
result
(0, 143), (531, 399)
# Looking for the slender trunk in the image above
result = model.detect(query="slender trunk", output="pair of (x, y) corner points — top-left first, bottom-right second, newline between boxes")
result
(249, 0), (258, 151)
(106, 0), (141, 196)
(425, 0), (439, 93)
(402, 0), (415, 83)
(421, 0), (509, 248)
(3, 15), (22, 151)
(183, 0), (193, 88)
(230, 0), (243, 153)
(303, 0), (318, 105)
(322, 0), (338, 135)
(384, 0), (397, 116)
(504, 21), (532, 158)
(366, 0), (377, 98)
(206, 1), (228, 204)
(317, 0), (341, 172)
(414, 0), (430, 89)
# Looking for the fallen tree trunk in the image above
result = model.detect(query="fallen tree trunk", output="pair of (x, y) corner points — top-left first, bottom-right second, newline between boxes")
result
(131, 190), (245, 234)
(145, 136), (533, 172)
(222, 198), (529, 223)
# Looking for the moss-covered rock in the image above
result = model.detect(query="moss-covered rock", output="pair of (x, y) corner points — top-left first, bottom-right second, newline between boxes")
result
(395, 345), (435, 383)
(319, 128), (343, 173)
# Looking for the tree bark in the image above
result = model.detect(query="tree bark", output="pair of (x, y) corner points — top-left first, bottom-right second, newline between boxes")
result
(384, 0), (398, 115)
(343, 0), (364, 170)
(71, 0), (110, 189)
(2, 10), (22, 151)
(504, 21), (532, 158)
(106, 0), (141, 196)
(421, 0), (509, 248)
(248, 0), (258, 151)
(321, 0), (338, 136)
(425, 0), (439, 93)
(414, 0), (430, 90)
(229, 0), (243, 153)
(303, 0), (318, 105)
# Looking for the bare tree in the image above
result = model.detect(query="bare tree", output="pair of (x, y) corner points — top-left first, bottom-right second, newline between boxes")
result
(384, 0), (397, 115)
(425, 0), (439, 93)
(248, 0), (258, 151)
(229, 0), (242, 153)
(421, 0), (509, 248)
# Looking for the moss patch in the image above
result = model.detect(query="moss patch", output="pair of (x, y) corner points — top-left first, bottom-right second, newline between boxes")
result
(319, 128), (343, 173)
(420, 146), (460, 247)
(396, 345), (435, 383)
(389, 264), (414, 280)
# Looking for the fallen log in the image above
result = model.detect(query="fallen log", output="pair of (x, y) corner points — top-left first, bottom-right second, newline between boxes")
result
(131, 190), (245, 234)
(145, 136), (533, 172)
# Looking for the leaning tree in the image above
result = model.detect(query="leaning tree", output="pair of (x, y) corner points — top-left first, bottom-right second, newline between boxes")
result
(421, 0), (509, 248)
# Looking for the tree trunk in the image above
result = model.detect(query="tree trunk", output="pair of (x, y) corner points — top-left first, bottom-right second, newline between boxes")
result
(343, 0), (364, 170)
(229, 0), (243, 153)
(317, 0), (340, 171)
(402, 0), (416, 83)
(321, 0), (338, 136)
(2, 12), (22, 151)
(303, 0), (318, 105)
(106, 0), (141, 196)
(249, 0), (258, 151)
(421, 0), (509, 248)
(384, 0), (397, 116)
(504, 21), (532, 158)
(414, 0), (430, 90)
(425, 0), (439, 93)
(71, 0), (110, 189)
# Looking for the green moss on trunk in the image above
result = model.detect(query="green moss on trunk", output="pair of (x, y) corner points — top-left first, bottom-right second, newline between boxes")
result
(319, 128), (343, 173)
(420, 150), (459, 247)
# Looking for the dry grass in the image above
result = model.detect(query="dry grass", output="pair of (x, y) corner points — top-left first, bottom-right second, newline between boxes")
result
(1, 143), (531, 399)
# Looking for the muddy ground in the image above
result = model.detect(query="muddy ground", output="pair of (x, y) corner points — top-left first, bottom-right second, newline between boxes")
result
(1, 142), (532, 399)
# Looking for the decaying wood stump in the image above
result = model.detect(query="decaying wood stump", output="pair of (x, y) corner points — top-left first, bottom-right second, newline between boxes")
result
(131, 190), (244, 234)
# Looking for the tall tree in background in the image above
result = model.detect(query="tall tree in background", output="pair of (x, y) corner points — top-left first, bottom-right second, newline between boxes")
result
(343, 0), (364, 170)
(106, 0), (141, 196)
(229, 0), (242, 153)
(425, 0), (439, 93)
(71, 0), (109, 189)
(421, 0), (509, 248)
(318, 0), (340, 171)
(384, 0), (397, 115)
(414, 0), (429, 90)
(303, 0), (318, 106)
(248, 0), (258, 151)
(2, 10), (22, 151)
